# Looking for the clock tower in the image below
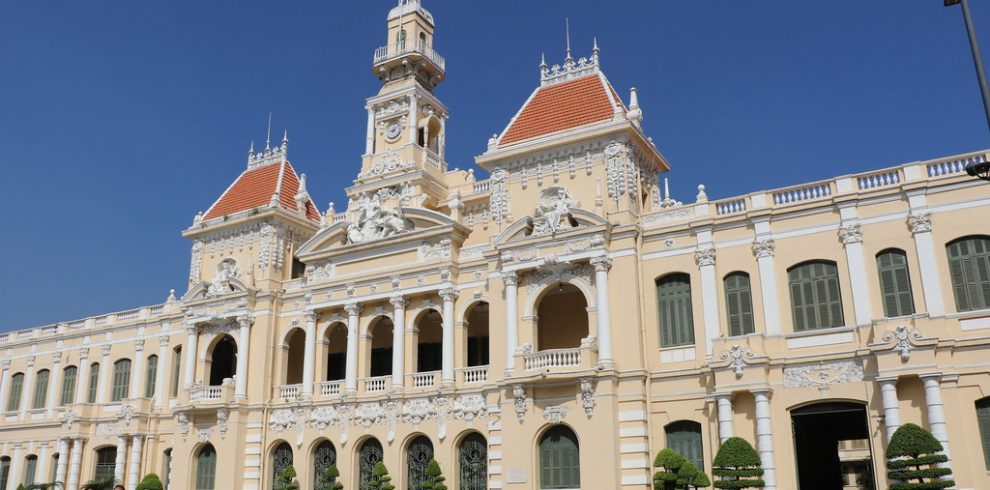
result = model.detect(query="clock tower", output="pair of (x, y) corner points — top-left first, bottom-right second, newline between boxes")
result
(351, 0), (450, 211)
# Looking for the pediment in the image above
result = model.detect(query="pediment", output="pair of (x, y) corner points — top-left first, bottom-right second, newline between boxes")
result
(182, 277), (251, 303)
(495, 207), (608, 246)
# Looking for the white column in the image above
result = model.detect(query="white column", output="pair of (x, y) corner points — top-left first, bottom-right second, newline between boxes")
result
(365, 105), (376, 155)
(439, 116), (447, 159)
(839, 224), (872, 324)
(753, 239), (781, 335)
(440, 288), (457, 384)
(909, 214), (945, 316)
(390, 296), (407, 388)
(696, 248), (721, 356)
(344, 303), (361, 392)
(67, 438), (83, 490)
(408, 93), (418, 144)
(55, 438), (69, 487)
(0, 360), (12, 414)
(21, 355), (36, 416)
(97, 345), (112, 403)
(155, 336), (169, 408)
(235, 316), (252, 400)
(716, 394), (735, 443)
(878, 377), (902, 441)
(9, 443), (23, 490)
(47, 353), (62, 415)
(302, 310), (318, 397)
(127, 434), (143, 489)
(590, 257), (614, 364)
(75, 348), (90, 404)
(504, 272), (519, 373)
(129, 339), (145, 400)
(37, 442), (50, 487)
(920, 374), (952, 467)
(752, 389), (777, 490)
(114, 435), (127, 484)
(183, 324), (198, 388)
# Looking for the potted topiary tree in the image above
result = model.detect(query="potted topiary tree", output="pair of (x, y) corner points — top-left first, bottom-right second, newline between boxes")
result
(885, 423), (954, 490)
(653, 448), (687, 490)
(677, 461), (712, 489)
(80, 477), (115, 490)
(368, 461), (395, 490)
(318, 464), (344, 490)
(275, 464), (300, 490)
(420, 459), (447, 490)
(712, 437), (765, 489)
(136, 473), (164, 490)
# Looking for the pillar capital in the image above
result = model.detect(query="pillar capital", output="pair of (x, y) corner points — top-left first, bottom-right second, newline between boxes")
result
(389, 295), (407, 308)
(750, 387), (773, 398)
(439, 287), (458, 302)
(502, 271), (519, 287)
(876, 375), (899, 384)
(134, 338), (145, 352)
(838, 223), (863, 245)
(590, 255), (613, 272)
(694, 248), (716, 268)
(26, 355), (36, 368)
(1, 359), (9, 371)
(184, 322), (198, 335)
(303, 310), (319, 323)
(752, 238), (775, 258)
(77, 347), (89, 361)
(344, 302), (362, 316)
(159, 335), (170, 348)
(101, 344), (111, 357)
(907, 213), (932, 234)
(236, 315), (254, 328)
(52, 352), (62, 364)
(918, 372), (943, 382)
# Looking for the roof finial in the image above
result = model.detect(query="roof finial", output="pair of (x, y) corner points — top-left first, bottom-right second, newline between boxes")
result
(265, 112), (272, 150)
(282, 129), (289, 145)
(249, 141), (255, 154)
(540, 52), (546, 69)
(565, 18), (572, 63)
(592, 37), (599, 59)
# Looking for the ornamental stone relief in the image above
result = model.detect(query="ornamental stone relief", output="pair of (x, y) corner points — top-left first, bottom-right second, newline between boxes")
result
(881, 325), (926, 361)
(543, 405), (567, 425)
(838, 224), (863, 245)
(719, 345), (754, 377)
(579, 378), (596, 418)
(523, 262), (594, 295)
(305, 261), (336, 284)
(532, 187), (578, 236)
(346, 192), (412, 244)
(452, 394), (487, 422)
(419, 239), (452, 260)
(783, 359), (864, 391)
(513, 384), (527, 424)
(206, 258), (240, 298)
(907, 213), (932, 234)
(258, 223), (287, 271)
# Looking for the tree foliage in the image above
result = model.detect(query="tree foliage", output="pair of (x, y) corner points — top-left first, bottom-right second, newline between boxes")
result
(653, 448), (710, 489)
(885, 423), (954, 490)
(420, 459), (447, 490)
(368, 462), (395, 490)
(712, 437), (764, 489)
(136, 473), (163, 490)
(275, 464), (300, 490)
(318, 464), (344, 490)
(81, 477), (115, 490)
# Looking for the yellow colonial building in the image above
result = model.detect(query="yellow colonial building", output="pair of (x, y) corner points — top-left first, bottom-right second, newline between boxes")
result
(2, 2), (990, 489)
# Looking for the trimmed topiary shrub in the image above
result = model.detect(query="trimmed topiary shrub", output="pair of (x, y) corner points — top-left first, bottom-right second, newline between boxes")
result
(712, 437), (765, 489)
(677, 461), (712, 489)
(885, 423), (954, 490)
(136, 473), (164, 490)
(368, 461), (395, 490)
(653, 448), (687, 490)
(275, 464), (300, 490)
(420, 459), (447, 490)
(81, 477), (115, 490)
(318, 464), (344, 490)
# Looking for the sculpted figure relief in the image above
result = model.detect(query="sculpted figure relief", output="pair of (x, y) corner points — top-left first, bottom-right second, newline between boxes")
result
(346, 194), (412, 244)
(533, 187), (578, 236)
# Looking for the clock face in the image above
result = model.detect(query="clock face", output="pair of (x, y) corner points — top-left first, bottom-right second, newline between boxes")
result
(385, 121), (402, 140)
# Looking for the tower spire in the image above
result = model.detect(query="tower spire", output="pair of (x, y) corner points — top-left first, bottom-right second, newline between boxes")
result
(265, 112), (272, 150)
(565, 18), (572, 63)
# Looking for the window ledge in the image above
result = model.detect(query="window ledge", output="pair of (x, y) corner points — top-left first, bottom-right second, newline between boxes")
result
(946, 308), (990, 320)
(783, 325), (856, 339)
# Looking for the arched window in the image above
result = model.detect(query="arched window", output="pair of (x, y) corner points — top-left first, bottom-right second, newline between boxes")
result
(537, 283), (589, 350)
(170, 346), (182, 398)
(977, 398), (990, 470)
(417, 310), (443, 373)
(49, 452), (58, 482)
(145, 355), (158, 398)
(284, 329), (306, 385)
(397, 29), (407, 49)
(788, 261), (844, 331)
(94, 447), (116, 481)
(539, 425), (580, 489)
(369, 317), (394, 378)
(6, 373), (24, 411)
(272, 442), (293, 489)
(458, 433), (487, 490)
(163, 448), (173, 490)
(466, 303), (490, 367)
(32, 369), (50, 409)
(208, 335), (237, 386)
(418, 32), (427, 51)
(657, 274), (695, 347)
(876, 249), (915, 317)
(358, 438), (384, 490)
(325, 323), (347, 382)
(407, 436), (434, 489)
(23, 454), (37, 485)
(0, 457), (9, 490)
(60, 366), (77, 406)
(947, 236), (990, 312)
(313, 440), (337, 490)
(111, 359), (131, 402)
(87, 363), (100, 403)
(723, 272), (755, 336)
(665, 421), (704, 470)
(196, 444), (217, 490)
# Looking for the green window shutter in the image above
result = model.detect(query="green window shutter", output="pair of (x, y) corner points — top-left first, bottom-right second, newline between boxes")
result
(666, 421), (704, 471)
(788, 262), (844, 331)
(196, 445), (217, 490)
(658, 274), (695, 347)
(949, 237), (990, 312)
(977, 399), (990, 470)
(724, 273), (754, 336)
(145, 355), (158, 399)
(539, 426), (580, 489)
(111, 359), (131, 402)
(7, 373), (24, 411)
(876, 250), (915, 317)
(60, 366), (77, 406)
(32, 370), (49, 409)
(87, 363), (99, 403)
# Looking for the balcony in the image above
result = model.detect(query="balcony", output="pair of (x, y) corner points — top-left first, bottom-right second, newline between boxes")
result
(361, 375), (390, 393)
(316, 380), (342, 397)
(457, 365), (489, 384)
(409, 371), (439, 389)
(274, 384), (302, 402)
(372, 43), (446, 71)
(514, 341), (598, 376)
(188, 381), (233, 405)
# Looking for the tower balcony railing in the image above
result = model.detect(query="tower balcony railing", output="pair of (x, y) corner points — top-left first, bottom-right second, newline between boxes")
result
(373, 43), (446, 71)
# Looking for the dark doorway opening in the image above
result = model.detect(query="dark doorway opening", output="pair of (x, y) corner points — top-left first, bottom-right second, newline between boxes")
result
(208, 335), (237, 386)
(791, 402), (876, 490)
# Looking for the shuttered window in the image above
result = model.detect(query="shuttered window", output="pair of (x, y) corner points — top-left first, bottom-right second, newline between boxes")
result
(32, 370), (49, 409)
(196, 444), (217, 490)
(723, 273), (755, 336)
(60, 366), (77, 406)
(788, 261), (844, 331)
(947, 236), (990, 312)
(0, 458), (8, 490)
(87, 363), (100, 403)
(145, 355), (158, 398)
(666, 421), (704, 471)
(539, 426), (580, 489)
(24, 455), (37, 485)
(977, 398), (990, 470)
(111, 359), (131, 402)
(876, 250), (915, 317)
(658, 274), (695, 347)
(6, 373), (24, 411)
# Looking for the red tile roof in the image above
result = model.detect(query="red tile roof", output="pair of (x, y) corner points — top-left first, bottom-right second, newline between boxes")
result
(204, 161), (320, 222)
(499, 74), (622, 146)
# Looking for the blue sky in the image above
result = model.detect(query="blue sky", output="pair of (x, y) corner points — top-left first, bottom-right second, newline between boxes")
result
(1, 1), (989, 330)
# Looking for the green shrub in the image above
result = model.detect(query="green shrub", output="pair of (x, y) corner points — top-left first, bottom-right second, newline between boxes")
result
(81, 477), (115, 490)
(653, 448), (687, 489)
(275, 464), (300, 490)
(318, 464), (344, 490)
(136, 473), (164, 490)
(885, 423), (954, 490)
(368, 462), (395, 490)
(420, 459), (447, 490)
(712, 437), (764, 489)
(677, 461), (712, 488)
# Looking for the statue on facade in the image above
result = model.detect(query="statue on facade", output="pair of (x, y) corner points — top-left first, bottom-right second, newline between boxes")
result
(346, 194), (412, 244)
(206, 258), (239, 297)
(532, 187), (578, 236)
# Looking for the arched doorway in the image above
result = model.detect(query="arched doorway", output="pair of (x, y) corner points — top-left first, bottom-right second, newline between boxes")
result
(465, 303), (489, 367)
(416, 310), (443, 373)
(791, 401), (876, 490)
(406, 435), (434, 489)
(313, 440), (337, 490)
(271, 441), (294, 489)
(536, 283), (589, 350)
(195, 444), (217, 490)
(358, 438), (384, 490)
(369, 317), (393, 378)
(284, 329), (305, 385)
(324, 323), (347, 382)
(458, 432), (487, 490)
(538, 425), (580, 489)
(208, 335), (237, 386)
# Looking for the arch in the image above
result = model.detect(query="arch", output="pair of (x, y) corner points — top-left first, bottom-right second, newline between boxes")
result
(195, 443), (217, 490)
(537, 424), (580, 489)
(145, 354), (159, 398)
(357, 437), (384, 490)
(163, 448), (173, 490)
(418, 32), (427, 51)
(207, 334), (237, 386)
(787, 260), (844, 331)
(406, 435), (434, 489)
(415, 309), (443, 373)
(875, 248), (915, 317)
(93, 446), (116, 481)
(465, 301), (490, 367)
(111, 358), (131, 401)
(664, 420), (704, 470)
(32, 369), (50, 409)
(87, 362), (100, 403)
(284, 328), (306, 385)
(535, 282), (589, 350)
(312, 439), (338, 490)
(417, 114), (442, 153)
(522, 272), (596, 318)
(23, 454), (37, 485)
(60, 365), (77, 406)
(946, 235), (990, 312)
(368, 316), (394, 377)
(324, 322), (348, 382)
(790, 400), (875, 490)
(5, 372), (23, 411)
(0, 457), (9, 490)
(975, 397), (990, 470)
(457, 431), (487, 490)
(271, 441), (294, 489)
(722, 271), (754, 337)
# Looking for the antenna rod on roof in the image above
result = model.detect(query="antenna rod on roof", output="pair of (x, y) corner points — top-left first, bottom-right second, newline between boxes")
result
(265, 112), (272, 150)
(565, 18), (572, 61)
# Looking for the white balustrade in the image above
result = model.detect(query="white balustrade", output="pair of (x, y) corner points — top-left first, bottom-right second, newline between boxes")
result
(409, 371), (439, 388)
(276, 384), (301, 401)
(424, 149), (441, 168)
(458, 365), (489, 384)
(204, 386), (222, 400)
(715, 198), (747, 215)
(857, 169), (900, 190)
(316, 381), (342, 397)
(373, 43), (446, 70)
(473, 179), (490, 193)
(772, 182), (832, 205)
(362, 376), (389, 393)
(927, 154), (984, 177)
(524, 348), (582, 371)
